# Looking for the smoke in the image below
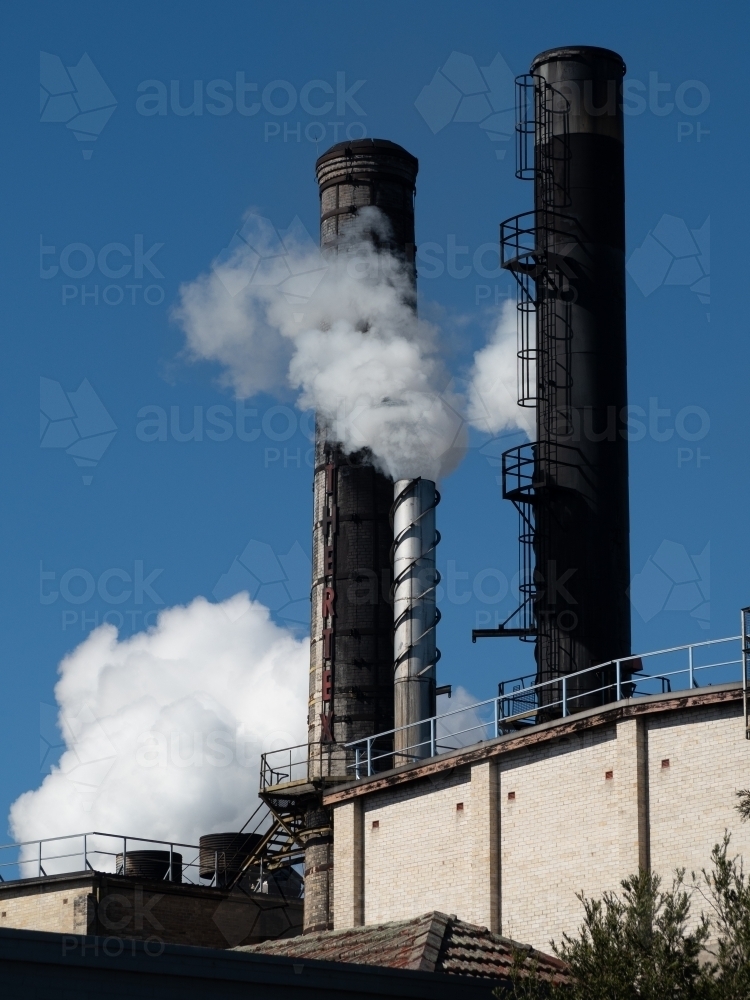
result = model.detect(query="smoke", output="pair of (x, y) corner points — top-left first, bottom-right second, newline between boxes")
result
(175, 215), (314, 399)
(467, 299), (535, 440)
(176, 209), (538, 477)
(174, 209), (466, 482)
(9, 595), (307, 855)
(284, 257), (467, 482)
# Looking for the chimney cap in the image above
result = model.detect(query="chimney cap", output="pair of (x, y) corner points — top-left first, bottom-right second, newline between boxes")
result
(315, 138), (418, 172)
(530, 46), (626, 76)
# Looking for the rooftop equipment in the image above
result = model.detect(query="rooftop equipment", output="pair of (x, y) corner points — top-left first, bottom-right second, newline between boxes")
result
(116, 849), (182, 883)
(199, 832), (262, 887)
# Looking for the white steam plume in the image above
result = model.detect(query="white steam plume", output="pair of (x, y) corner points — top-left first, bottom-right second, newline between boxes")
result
(174, 209), (466, 482)
(467, 298), (535, 440)
(176, 215), (313, 398)
(9, 595), (307, 854)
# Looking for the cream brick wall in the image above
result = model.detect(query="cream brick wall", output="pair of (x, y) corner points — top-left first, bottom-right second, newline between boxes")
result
(616, 717), (649, 873)
(648, 703), (750, 897)
(469, 760), (499, 931)
(0, 886), (92, 933)
(331, 694), (750, 953)
(361, 768), (473, 925)
(500, 723), (621, 948)
(333, 799), (363, 927)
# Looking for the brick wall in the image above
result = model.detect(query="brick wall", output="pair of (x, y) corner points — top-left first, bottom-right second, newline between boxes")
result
(0, 873), (303, 949)
(330, 691), (750, 952)
(0, 884), (92, 934)
(333, 800), (364, 926)
(648, 704), (749, 895)
(360, 768), (472, 925)
(499, 722), (620, 947)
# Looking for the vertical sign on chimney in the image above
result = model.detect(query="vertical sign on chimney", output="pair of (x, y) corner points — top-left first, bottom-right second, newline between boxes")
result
(320, 452), (337, 742)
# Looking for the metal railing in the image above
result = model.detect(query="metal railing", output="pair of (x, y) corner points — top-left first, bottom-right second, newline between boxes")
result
(340, 634), (743, 778)
(259, 741), (352, 792)
(0, 831), (202, 886)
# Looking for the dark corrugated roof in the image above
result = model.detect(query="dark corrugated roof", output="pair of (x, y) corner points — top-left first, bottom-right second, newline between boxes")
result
(236, 911), (569, 984)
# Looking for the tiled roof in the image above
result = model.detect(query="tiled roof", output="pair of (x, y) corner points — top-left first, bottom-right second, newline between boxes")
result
(236, 911), (569, 984)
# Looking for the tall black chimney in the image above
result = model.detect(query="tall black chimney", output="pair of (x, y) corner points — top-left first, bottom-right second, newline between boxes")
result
(476, 47), (631, 710)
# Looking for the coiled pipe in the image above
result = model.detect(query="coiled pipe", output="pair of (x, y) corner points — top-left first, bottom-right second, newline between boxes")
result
(391, 477), (441, 761)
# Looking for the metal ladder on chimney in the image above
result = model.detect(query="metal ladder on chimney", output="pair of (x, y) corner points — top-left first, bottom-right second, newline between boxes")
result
(473, 73), (571, 654)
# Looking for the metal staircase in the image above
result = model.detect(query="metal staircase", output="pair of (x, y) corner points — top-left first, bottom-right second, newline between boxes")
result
(473, 442), (536, 640)
(473, 72), (573, 673)
(226, 745), (352, 890)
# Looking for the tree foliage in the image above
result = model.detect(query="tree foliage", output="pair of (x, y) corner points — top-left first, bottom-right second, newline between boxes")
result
(693, 835), (750, 998)
(505, 949), (557, 1000)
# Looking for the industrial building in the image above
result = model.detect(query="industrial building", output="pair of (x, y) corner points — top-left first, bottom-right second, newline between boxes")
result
(2, 44), (747, 995)
(254, 45), (749, 945)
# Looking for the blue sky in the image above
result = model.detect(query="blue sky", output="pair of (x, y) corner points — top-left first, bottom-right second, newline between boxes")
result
(0, 1), (745, 836)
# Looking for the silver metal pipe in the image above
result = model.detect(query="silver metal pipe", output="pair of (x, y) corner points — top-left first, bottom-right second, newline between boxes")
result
(392, 478), (440, 761)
